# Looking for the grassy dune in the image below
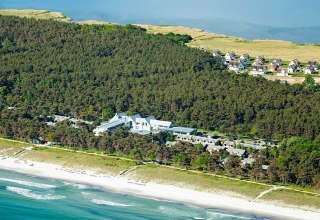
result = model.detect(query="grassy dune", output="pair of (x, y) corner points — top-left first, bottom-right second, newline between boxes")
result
(0, 9), (71, 22)
(130, 164), (269, 199)
(0, 139), (135, 175)
(138, 24), (320, 63)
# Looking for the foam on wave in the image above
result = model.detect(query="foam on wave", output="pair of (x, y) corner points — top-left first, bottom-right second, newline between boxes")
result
(63, 181), (88, 189)
(206, 211), (252, 219)
(0, 178), (56, 189)
(91, 199), (132, 207)
(6, 186), (65, 200)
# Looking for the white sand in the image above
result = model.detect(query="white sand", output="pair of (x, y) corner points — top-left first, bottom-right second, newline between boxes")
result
(0, 157), (319, 220)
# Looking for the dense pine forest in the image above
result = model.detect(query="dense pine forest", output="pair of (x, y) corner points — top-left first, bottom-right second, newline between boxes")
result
(1, 16), (320, 188)
(1, 16), (320, 140)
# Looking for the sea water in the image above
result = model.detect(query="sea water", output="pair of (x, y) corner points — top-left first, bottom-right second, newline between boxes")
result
(0, 0), (320, 43)
(0, 169), (271, 220)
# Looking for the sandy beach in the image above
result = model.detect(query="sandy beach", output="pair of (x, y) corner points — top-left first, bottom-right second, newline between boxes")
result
(0, 156), (319, 220)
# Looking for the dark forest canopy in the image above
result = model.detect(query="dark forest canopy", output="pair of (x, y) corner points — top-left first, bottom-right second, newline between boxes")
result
(1, 15), (320, 141)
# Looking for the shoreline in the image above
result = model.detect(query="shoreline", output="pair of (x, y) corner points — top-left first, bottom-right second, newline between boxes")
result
(0, 156), (319, 220)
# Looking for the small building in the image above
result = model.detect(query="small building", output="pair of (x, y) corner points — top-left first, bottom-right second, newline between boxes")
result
(7, 106), (16, 110)
(223, 141), (235, 147)
(169, 127), (197, 135)
(304, 66), (318, 74)
(253, 55), (265, 66)
(289, 59), (300, 67)
(225, 51), (236, 62)
(307, 60), (319, 70)
(228, 60), (245, 73)
(206, 144), (226, 153)
(212, 50), (222, 57)
(165, 141), (177, 148)
(267, 63), (279, 72)
(271, 58), (283, 66)
(242, 157), (255, 166)
(240, 53), (250, 61)
(240, 53), (250, 65)
(226, 147), (246, 158)
(94, 119), (126, 135)
(288, 64), (298, 73)
(277, 68), (289, 77)
(250, 65), (267, 75)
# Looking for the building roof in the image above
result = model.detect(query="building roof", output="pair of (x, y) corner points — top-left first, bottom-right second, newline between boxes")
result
(165, 141), (177, 148)
(54, 115), (70, 123)
(130, 130), (151, 135)
(226, 147), (246, 156)
(206, 144), (225, 152)
(96, 119), (125, 131)
(128, 114), (142, 123)
(169, 127), (196, 134)
(150, 119), (172, 127)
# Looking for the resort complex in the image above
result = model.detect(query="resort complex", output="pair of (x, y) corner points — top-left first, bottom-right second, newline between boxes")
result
(93, 113), (196, 136)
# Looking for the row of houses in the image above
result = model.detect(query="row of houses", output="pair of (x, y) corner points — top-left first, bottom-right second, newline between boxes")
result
(93, 113), (197, 136)
(46, 115), (93, 128)
(169, 134), (268, 156)
(213, 50), (320, 76)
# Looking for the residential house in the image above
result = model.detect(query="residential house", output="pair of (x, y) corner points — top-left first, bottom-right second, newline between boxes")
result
(223, 141), (235, 147)
(165, 141), (177, 148)
(252, 55), (265, 66)
(277, 68), (290, 77)
(307, 60), (319, 70)
(226, 147), (246, 158)
(250, 65), (267, 75)
(271, 58), (283, 66)
(225, 51), (236, 62)
(206, 144), (226, 154)
(304, 66), (318, 74)
(267, 63), (279, 72)
(169, 127), (197, 135)
(228, 60), (245, 73)
(212, 50), (222, 57)
(176, 134), (219, 146)
(288, 59), (300, 73)
(240, 53), (250, 65)
(288, 64), (298, 73)
(242, 157), (255, 166)
(289, 59), (300, 67)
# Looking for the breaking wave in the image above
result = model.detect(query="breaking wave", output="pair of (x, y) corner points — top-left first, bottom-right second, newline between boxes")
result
(206, 211), (252, 219)
(63, 181), (88, 189)
(0, 178), (56, 189)
(6, 186), (65, 200)
(91, 199), (132, 207)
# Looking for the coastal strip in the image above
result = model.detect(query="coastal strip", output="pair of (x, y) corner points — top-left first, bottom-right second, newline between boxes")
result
(0, 156), (319, 220)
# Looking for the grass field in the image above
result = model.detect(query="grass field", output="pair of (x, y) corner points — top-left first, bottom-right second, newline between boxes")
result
(0, 9), (71, 22)
(138, 24), (320, 63)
